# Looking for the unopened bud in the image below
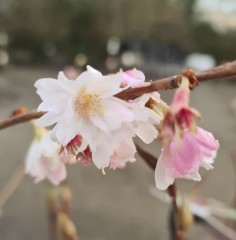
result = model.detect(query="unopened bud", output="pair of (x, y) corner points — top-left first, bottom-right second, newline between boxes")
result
(176, 200), (193, 232)
(59, 184), (72, 215)
(58, 212), (78, 240)
(47, 185), (59, 213)
(11, 107), (28, 117)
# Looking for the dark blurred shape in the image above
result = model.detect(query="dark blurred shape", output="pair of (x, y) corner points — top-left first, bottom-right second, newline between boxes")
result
(0, 0), (235, 67)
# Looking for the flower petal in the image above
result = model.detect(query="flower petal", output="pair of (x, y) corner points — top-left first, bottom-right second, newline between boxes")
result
(155, 152), (174, 190)
(134, 123), (157, 144)
(35, 112), (61, 126)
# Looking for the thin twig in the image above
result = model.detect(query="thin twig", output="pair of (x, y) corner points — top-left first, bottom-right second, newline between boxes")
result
(1, 61), (236, 130)
(47, 184), (59, 240)
(0, 111), (44, 130)
(135, 144), (157, 169)
(0, 161), (25, 209)
(135, 144), (181, 239)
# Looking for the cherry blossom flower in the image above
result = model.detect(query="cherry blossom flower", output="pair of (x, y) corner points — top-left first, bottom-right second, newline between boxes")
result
(128, 93), (162, 143)
(109, 139), (136, 170)
(35, 66), (136, 167)
(35, 66), (163, 171)
(155, 77), (219, 190)
(120, 68), (150, 88)
(35, 66), (134, 145)
(25, 125), (66, 185)
(120, 68), (164, 143)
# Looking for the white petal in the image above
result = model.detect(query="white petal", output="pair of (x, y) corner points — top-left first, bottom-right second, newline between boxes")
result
(74, 67), (102, 88)
(135, 123), (157, 144)
(35, 112), (61, 126)
(47, 161), (67, 185)
(90, 74), (123, 98)
(92, 148), (111, 169)
(61, 98), (75, 124)
(92, 136), (113, 169)
(37, 95), (68, 112)
(200, 157), (214, 170)
(187, 172), (201, 181)
(58, 72), (77, 94)
(155, 153), (174, 190)
(55, 118), (82, 146)
(86, 65), (102, 76)
(90, 114), (110, 133)
(135, 94), (151, 108)
(145, 108), (162, 123)
(25, 140), (42, 173)
(35, 78), (62, 100)
(58, 71), (69, 82)
(101, 98), (134, 130)
(78, 120), (98, 151)
(41, 133), (59, 157)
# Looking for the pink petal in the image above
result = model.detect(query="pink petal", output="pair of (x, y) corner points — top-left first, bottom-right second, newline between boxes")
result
(171, 88), (190, 113)
(121, 69), (150, 88)
(163, 132), (201, 176)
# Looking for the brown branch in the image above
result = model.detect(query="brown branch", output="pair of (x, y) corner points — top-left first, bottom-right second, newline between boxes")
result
(135, 144), (157, 169)
(0, 111), (44, 130)
(136, 144), (184, 240)
(116, 60), (236, 100)
(1, 60), (236, 130)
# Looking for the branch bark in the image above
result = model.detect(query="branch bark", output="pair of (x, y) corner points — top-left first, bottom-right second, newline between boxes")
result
(116, 60), (236, 100)
(0, 111), (44, 130)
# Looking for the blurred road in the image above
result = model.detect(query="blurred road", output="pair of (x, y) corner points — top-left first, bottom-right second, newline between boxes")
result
(0, 66), (236, 240)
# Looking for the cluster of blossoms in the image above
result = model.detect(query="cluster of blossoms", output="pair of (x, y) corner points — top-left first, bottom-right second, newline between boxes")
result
(26, 66), (161, 183)
(25, 66), (219, 190)
(155, 77), (219, 190)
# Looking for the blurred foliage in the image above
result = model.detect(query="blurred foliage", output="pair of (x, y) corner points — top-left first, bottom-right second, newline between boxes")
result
(0, 0), (236, 65)
(192, 23), (236, 62)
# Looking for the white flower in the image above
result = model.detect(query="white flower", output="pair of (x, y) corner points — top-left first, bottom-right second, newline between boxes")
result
(129, 93), (162, 144)
(34, 66), (163, 171)
(35, 66), (134, 146)
(109, 139), (136, 170)
(25, 126), (66, 185)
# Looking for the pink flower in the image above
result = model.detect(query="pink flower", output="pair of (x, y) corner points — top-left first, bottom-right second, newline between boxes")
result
(155, 77), (219, 190)
(121, 69), (150, 88)
(109, 139), (136, 170)
(25, 126), (66, 185)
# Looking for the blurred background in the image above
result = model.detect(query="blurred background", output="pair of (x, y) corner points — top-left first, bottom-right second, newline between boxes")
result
(0, 0), (236, 239)
(0, 0), (236, 72)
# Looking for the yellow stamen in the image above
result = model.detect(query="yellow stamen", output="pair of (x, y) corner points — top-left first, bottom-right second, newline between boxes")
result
(74, 89), (103, 118)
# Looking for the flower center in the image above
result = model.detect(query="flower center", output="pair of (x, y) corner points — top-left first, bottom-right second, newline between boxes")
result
(74, 89), (103, 118)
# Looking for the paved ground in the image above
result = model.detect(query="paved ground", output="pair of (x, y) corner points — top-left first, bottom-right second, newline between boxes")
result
(0, 66), (236, 240)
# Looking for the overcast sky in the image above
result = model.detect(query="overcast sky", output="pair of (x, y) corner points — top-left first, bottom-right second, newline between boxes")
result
(196, 0), (236, 12)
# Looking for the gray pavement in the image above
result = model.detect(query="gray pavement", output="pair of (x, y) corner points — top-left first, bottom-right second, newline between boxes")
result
(0, 66), (236, 240)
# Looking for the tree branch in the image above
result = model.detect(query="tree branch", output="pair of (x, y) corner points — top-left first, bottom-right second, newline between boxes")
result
(116, 60), (236, 100)
(135, 144), (182, 239)
(1, 60), (236, 130)
(0, 161), (25, 209)
(0, 111), (44, 130)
